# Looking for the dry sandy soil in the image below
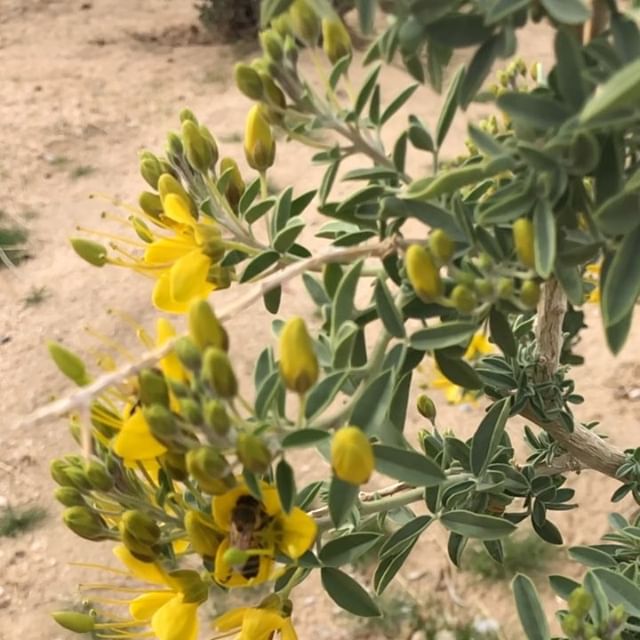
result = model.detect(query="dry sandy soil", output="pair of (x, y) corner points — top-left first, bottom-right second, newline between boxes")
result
(1, 1), (640, 639)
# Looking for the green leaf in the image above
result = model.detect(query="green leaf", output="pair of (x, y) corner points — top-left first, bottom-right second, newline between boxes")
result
(355, 0), (376, 34)
(329, 56), (351, 90)
(440, 510), (517, 540)
(282, 428), (330, 449)
(425, 13), (494, 48)
(321, 567), (381, 617)
(355, 65), (381, 116)
(319, 532), (382, 567)
(459, 35), (500, 109)
(381, 84), (418, 125)
(373, 444), (445, 487)
(568, 545), (617, 568)
(319, 158), (341, 204)
(331, 260), (364, 336)
(254, 370), (284, 419)
(379, 515), (432, 558)
(374, 279), (405, 338)
(497, 92), (572, 130)
(554, 29), (586, 111)
(263, 286), (281, 313)
(373, 539), (417, 594)
(240, 250), (280, 283)
(602, 226), (640, 326)
(328, 477), (359, 528)
(273, 218), (305, 253)
(410, 322), (477, 351)
(272, 187), (293, 235)
(436, 66), (465, 148)
(605, 306), (633, 355)
(512, 574), (550, 640)
(541, 0), (590, 24)
(489, 308), (516, 357)
(239, 177), (261, 214)
(533, 199), (556, 279)
(243, 198), (276, 224)
(302, 273), (330, 307)
(305, 371), (348, 420)
(290, 189), (316, 217)
(485, 0), (529, 24)
(434, 350), (482, 390)
(342, 167), (398, 182)
(260, 0), (294, 26)
(470, 398), (511, 477)
(477, 186), (534, 225)
(350, 369), (395, 436)
(594, 191), (640, 236)
(468, 124), (505, 157)
(592, 568), (640, 617)
(554, 262), (584, 306)
(276, 460), (296, 513)
(549, 574), (581, 600)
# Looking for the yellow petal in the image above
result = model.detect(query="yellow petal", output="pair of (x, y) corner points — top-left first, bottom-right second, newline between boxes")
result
(151, 594), (199, 640)
(214, 607), (248, 632)
(113, 408), (167, 461)
(169, 250), (212, 304)
(172, 538), (191, 555)
(156, 318), (185, 382)
(277, 507), (317, 559)
(282, 619), (299, 640)
(129, 591), (174, 621)
(113, 544), (167, 585)
(144, 236), (194, 265)
(152, 272), (190, 314)
(163, 194), (196, 226)
(240, 608), (285, 640)
(261, 486), (282, 517)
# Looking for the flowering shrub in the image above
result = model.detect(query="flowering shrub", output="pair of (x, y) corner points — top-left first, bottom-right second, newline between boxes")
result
(31, 1), (640, 639)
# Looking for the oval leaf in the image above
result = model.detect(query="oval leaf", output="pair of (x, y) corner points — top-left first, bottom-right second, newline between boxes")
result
(512, 574), (550, 640)
(321, 567), (381, 617)
(410, 321), (478, 351)
(373, 444), (445, 487)
(319, 532), (382, 567)
(440, 510), (517, 540)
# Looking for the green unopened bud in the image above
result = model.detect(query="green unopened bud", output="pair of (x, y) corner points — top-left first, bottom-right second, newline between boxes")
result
(179, 108), (198, 124)
(139, 150), (164, 189)
(70, 238), (108, 267)
(54, 486), (86, 507)
(560, 613), (581, 636)
(48, 341), (90, 386)
(568, 586), (593, 618)
(429, 229), (454, 264)
(175, 336), (202, 372)
(130, 216), (153, 243)
(139, 191), (164, 218)
(184, 510), (221, 558)
(186, 446), (235, 494)
(610, 603), (626, 626)
(182, 119), (217, 174)
(220, 157), (245, 211)
(451, 284), (478, 314)
(138, 368), (169, 407)
(65, 467), (92, 491)
(188, 299), (229, 351)
(236, 433), (272, 474)
(284, 34), (298, 64)
(260, 72), (286, 109)
(235, 63), (264, 100)
(53, 611), (96, 633)
(405, 244), (443, 302)
(417, 394), (437, 424)
(520, 280), (541, 309)
(199, 225), (225, 263)
(244, 104), (276, 172)
(121, 509), (161, 546)
(180, 398), (203, 425)
(203, 347), (238, 398)
(63, 506), (109, 541)
(474, 278), (494, 299)
(322, 17), (351, 65)
(143, 404), (178, 443)
(166, 132), (184, 158)
(260, 30), (284, 62)
(496, 277), (514, 299)
(51, 459), (73, 487)
(208, 265), (233, 290)
(204, 399), (231, 436)
(84, 460), (114, 492)
(278, 317), (319, 394)
(289, 0), (321, 45)
(163, 451), (188, 482)
(513, 218), (535, 269)
(167, 379), (191, 398)
(272, 13), (292, 38)
(120, 529), (156, 561)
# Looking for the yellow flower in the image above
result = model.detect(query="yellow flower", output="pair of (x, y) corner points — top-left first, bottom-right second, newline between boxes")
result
(211, 481), (317, 588)
(584, 262), (600, 303)
(112, 406), (167, 463)
(215, 606), (298, 640)
(331, 426), (374, 486)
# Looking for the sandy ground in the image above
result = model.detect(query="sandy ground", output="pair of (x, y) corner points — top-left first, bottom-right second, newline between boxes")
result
(1, 1), (640, 639)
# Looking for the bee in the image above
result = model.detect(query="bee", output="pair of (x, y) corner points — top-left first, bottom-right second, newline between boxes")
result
(229, 495), (269, 579)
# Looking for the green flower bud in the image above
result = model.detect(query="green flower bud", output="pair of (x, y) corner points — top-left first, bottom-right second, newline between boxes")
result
(63, 506), (109, 541)
(208, 265), (233, 290)
(521, 280), (541, 309)
(167, 569), (209, 604)
(202, 347), (238, 398)
(260, 30), (284, 62)
(513, 218), (535, 269)
(70, 238), (108, 267)
(568, 587), (593, 618)
(289, 0), (321, 45)
(143, 404), (178, 443)
(244, 104), (276, 172)
(260, 72), (286, 111)
(284, 34), (298, 64)
(120, 510), (160, 549)
(184, 510), (221, 558)
(278, 317), (319, 394)
(167, 379), (191, 398)
(474, 278), (494, 299)
(417, 394), (437, 424)
(131, 216), (153, 243)
(220, 157), (245, 211)
(84, 460), (114, 492)
(321, 17), (351, 65)
(186, 447), (235, 494)
(180, 397), (203, 425)
(174, 336), (202, 372)
(65, 467), (92, 491)
(163, 451), (188, 482)
(52, 611), (96, 633)
(179, 108), (198, 124)
(496, 277), (514, 299)
(138, 191), (164, 218)
(138, 368), (169, 407)
(182, 119), (216, 174)
(166, 131), (184, 158)
(48, 341), (90, 386)
(560, 614), (582, 637)
(54, 486), (86, 507)
(199, 225), (225, 263)
(610, 603), (626, 626)
(429, 229), (454, 264)
(405, 244), (443, 302)
(272, 14), (292, 38)
(204, 399), (231, 436)
(236, 433), (272, 474)
(235, 63), (264, 100)
(157, 173), (191, 210)
(51, 459), (73, 487)
(451, 284), (478, 314)
(139, 150), (164, 189)
(188, 299), (229, 351)
(331, 426), (374, 486)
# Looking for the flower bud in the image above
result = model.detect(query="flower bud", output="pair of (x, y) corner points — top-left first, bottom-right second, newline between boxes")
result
(235, 63), (264, 100)
(139, 191), (164, 218)
(65, 466), (92, 491)
(278, 317), (319, 394)
(417, 394), (437, 424)
(205, 400), (231, 437)
(220, 157), (245, 211)
(513, 217), (535, 269)
(188, 299), (229, 351)
(138, 368), (169, 407)
(284, 34), (298, 64)
(289, 0), (321, 45)
(450, 284), (478, 314)
(428, 229), (454, 264)
(560, 613), (581, 636)
(182, 119), (217, 174)
(48, 341), (90, 386)
(180, 397), (203, 425)
(173, 336), (201, 372)
(121, 509), (161, 547)
(179, 108), (198, 124)
(496, 277), (514, 299)
(163, 451), (188, 482)
(157, 173), (191, 210)
(520, 280), (541, 309)
(184, 510), (221, 558)
(202, 347), (238, 398)
(244, 104), (276, 172)
(186, 446), (235, 494)
(260, 30), (284, 62)
(139, 150), (164, 189)
(474, 278), (494, 299)
(63, 506), (109, 541)
(236, 433), (272, 474)
(260, 73), (286, 115)
(322, 17), (351, 65)
(84, 460), (114, 492)
(209, 265), (233, 290)
(568, 586), (593, 618)
(51, 459), (74, 487)
(70, 237), (108, 267)
(272, 13), (292, 38)
(54, 486), (86, 507)
(53, 611), (96, 633)
(166, 131), (184, 158)
(143, 404), (178, 443)
(331, 426), (374, 486)
(405, 244), (443, 302)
